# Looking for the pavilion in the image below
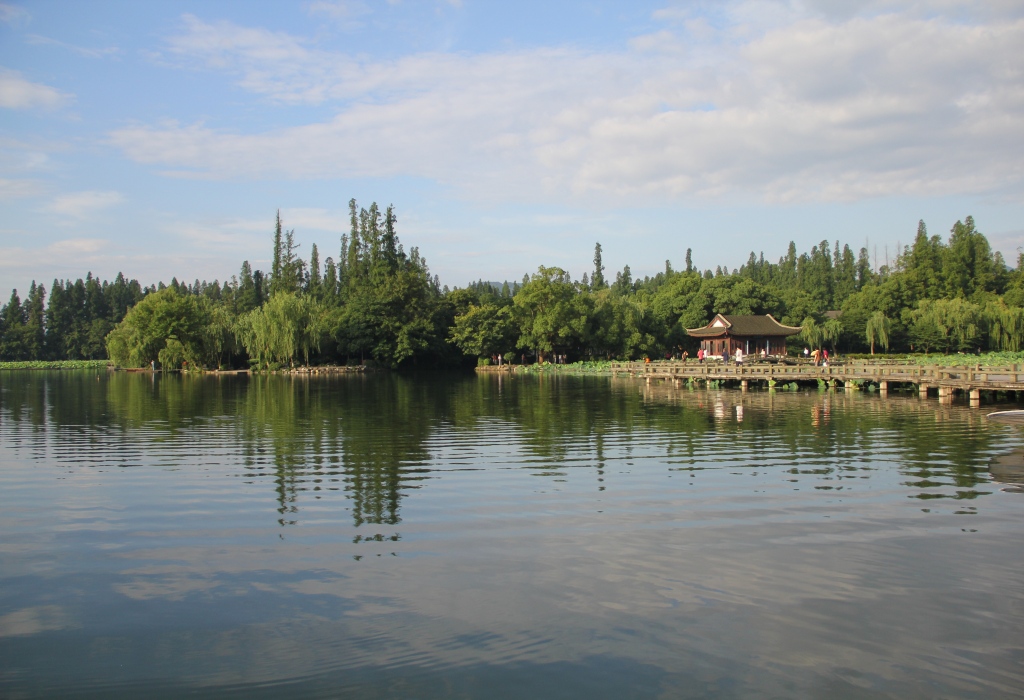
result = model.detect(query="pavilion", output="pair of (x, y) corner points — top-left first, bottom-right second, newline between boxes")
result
(686, 314), (802, 358)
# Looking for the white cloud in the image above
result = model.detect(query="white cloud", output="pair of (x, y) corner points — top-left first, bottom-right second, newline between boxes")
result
(0, 178), (44, 200)
(44, 238), (107, 255)
(25, 34), (120, 59)
(0, 239), (111, 281)
(0, 3), (30, 27)
(0, 68), (68, 110)
(49, 191), (124, 218)
(307, 0), (371, 26)
(114, 7), (1024, 206)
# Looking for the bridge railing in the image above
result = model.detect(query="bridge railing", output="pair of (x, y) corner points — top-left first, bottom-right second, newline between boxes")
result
(606, 360), (1023, 386)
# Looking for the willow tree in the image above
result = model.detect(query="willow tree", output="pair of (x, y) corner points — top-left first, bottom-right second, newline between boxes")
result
(105, 286), (220, 369)
(822, 318), (843, 353)
(986, 301), (1024, 352)
(801, 317), (823, 350)
(235, 292), (326, 369)
(865, 311), (891, 355)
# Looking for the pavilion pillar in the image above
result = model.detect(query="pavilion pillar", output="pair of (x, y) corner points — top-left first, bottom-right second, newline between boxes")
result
(741, 380), (749, 391)
(878, 381), (888, 394)
(970, 388), (981, 406)
(919, 384), (929, 398)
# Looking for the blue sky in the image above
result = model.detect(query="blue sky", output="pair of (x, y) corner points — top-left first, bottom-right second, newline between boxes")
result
(1, 0), (1023, 295)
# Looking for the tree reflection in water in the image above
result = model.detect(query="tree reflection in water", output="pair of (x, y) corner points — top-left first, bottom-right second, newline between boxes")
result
(0, 370), (1014, 532)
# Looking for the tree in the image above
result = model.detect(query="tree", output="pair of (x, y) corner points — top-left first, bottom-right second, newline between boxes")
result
(613, 265), (632, 296)
(308, 243), (322, 298)
(592, 242), (606, 290)
(0, 289), (26, 360)
(865, 311), (891, 355)
(906, 298), (981, 353)
(105, 287), (218, 369)
(822, 318), (843, 353)
(269, 212), (303, 296)
(514, 267), (587, 362)
(271, 210), (283, 287)
(449, 304), (517, 359)
(985, 300), (1024, 352)
(236, 261), (260, 314)
(24, 281), (45, 359)
(801, 317), (823, 351)
(943, 216), (995, 298)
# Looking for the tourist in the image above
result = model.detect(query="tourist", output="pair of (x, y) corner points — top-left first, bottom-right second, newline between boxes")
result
(811, 348), (821, 366)
(722, 349), (729, 364)
(804, 347), (809, 359)
(681, 350), (689, 362)
(735, 347), (744, 365)
(697, 348), (704, 363)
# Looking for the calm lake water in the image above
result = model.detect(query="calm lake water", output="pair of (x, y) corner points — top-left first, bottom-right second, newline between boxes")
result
(2, 370), (1023, 699)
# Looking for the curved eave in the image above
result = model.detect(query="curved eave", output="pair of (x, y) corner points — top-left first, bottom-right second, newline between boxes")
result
(686, 328), (801, 337)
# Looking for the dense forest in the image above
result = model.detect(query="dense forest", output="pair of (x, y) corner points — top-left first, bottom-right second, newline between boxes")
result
(1, 201), (1022, 368)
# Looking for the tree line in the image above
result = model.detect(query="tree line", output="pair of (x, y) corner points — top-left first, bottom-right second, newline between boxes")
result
(1, 206), (1021, 368)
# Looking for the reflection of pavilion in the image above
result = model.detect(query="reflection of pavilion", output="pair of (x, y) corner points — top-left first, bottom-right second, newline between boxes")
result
(989, 449), (1024, 493)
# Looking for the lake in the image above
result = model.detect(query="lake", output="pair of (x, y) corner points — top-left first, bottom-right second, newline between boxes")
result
(2, 370), (1023, 698)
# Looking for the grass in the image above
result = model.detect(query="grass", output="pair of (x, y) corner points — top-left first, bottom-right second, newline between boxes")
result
(0, 360), (110, 370)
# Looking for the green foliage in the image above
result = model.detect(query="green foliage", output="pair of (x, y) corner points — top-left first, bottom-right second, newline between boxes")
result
(450, 304), (517, 358)
(983, 300), (1024, 352)
(7, 208), (1023, 369)
(906, 298), (982, 353)
(105, 287), (226, 369)
(0, 360), (108, 370)
(801, 317), (823, 349)
(865, 311), (892, 355)
(235, 292), (326, 369)
(514, 267), (590, 362)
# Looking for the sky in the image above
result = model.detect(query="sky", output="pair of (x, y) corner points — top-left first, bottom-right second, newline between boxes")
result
(1, 0), (1023, 295)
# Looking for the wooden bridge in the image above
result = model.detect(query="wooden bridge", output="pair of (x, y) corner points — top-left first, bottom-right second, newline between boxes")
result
(607, 360), (1024, 405)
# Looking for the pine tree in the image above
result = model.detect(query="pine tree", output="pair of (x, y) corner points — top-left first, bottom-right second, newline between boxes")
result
(308, 243), (321, 297)
(323, 257), (338, 305)
(271, 210), (283, 290)
(237, 261), (258, 314)
(0, 289), (25, 360)
(25, 281), (45, 359)
(592, 242), (606, 289)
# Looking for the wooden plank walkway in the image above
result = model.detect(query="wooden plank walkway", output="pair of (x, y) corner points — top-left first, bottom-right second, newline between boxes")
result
(607, 360), (1024, 398)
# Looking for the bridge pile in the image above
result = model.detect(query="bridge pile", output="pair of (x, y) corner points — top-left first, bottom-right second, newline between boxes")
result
(607, 360), (1024, 406)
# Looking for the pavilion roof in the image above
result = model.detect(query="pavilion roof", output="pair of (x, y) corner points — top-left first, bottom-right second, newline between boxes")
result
(685, 314), (802, 338)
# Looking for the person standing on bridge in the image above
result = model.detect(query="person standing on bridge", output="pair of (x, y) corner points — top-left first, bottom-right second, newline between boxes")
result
(735, 347), (744, 366)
